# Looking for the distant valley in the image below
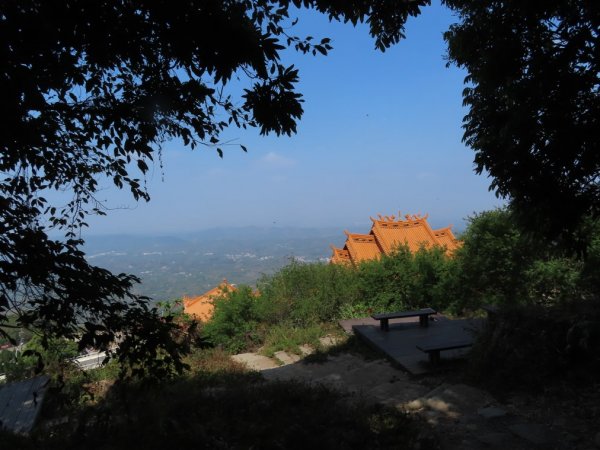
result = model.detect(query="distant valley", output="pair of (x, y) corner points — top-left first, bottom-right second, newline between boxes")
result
(83, 227), (345, 302)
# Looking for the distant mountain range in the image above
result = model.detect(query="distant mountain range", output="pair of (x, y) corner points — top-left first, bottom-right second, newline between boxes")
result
(83, 227), (345, 302)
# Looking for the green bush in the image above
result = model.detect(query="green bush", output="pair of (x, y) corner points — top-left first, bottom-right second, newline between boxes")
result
(445, 207), (599, 313)
(356, 246), (415, 311)
(409, 245), (453, 311)
(202, 286), (261, 353)
(201, 208), (600, 356)
(468, 301), (600, 392)
(256, 260), (360, 326)
(337, 301), (377, 319)
(356, 245), (452, 313)
(0, 335), (79, 382)
(525, 258), (583, 305)
(202, 263), (359, 354)
(448, 208), (537, 311)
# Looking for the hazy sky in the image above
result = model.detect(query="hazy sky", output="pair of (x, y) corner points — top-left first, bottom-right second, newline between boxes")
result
(85, 1), (504, 236)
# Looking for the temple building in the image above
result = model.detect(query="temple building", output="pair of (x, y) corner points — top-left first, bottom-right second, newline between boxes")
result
(330, 213), (460, 266)
(183, 279), (236, 322)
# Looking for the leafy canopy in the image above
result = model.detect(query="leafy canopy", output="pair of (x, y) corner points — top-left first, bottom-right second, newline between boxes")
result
(6, 0), (596, 375)
(1, 0), (429, 375)
(444, 0), (600, 239)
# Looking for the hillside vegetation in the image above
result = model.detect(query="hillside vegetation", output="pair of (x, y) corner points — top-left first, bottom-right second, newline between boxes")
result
(204, 207), (600, 388)
(3, 207), (600, 447)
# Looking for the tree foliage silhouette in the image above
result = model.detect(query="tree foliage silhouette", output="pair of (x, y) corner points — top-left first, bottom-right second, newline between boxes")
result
(444, 0), (600, 241)
(1, 0), (428, 376)
(5, 0), (595, 375)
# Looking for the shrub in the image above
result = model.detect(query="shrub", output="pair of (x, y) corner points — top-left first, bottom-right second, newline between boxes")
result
(202, 286), (261, 353)
(448, 208), (537, 311)
(0, 335), (79, 382)
(357, 246), (416, 311)
(410, 246), (454, 311)
(252, 245), (453, 327)
(256, 260), (360, 326)
(525, 258), (583, 305)
(468, 301), (600, 392)
(356, 245), (453, 313)
(337, 301), (377, 319)
(445, 207), (596, 312)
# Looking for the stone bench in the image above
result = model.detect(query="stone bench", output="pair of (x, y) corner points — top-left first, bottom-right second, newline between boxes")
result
(416, 339), (473, 365)
(371, 308), (437, 332)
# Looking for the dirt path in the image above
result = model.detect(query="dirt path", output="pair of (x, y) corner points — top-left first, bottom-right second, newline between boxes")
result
(232, 345), (595, 449)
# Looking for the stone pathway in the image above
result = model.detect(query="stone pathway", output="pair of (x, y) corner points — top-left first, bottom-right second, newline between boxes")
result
(231, 337), (593, 450)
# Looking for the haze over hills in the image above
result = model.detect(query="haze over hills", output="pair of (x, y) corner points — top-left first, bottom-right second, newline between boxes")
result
(83, 227), (347, 301)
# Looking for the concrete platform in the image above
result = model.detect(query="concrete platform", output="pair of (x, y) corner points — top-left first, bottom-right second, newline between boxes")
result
(345, 316), (483, 375)
(0, 375), (50, 435)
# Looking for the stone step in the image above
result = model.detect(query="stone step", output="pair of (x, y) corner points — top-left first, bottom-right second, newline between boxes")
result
(273, 351), (301, 366)
(319, 335), (341, 349)
(298, 344), (314, 356)
(231, 353), (279, 371)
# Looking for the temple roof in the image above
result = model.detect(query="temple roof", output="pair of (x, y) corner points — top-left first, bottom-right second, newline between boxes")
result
(330, 246), (352, 265)
(433, 226), (460, 251)
(370, 215), (440, 253)
(183, 279), (236, 321)
(330, 212), (460, 266)
(343, 231), (383, 263)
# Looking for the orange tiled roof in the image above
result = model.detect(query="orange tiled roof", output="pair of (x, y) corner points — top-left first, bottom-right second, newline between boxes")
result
(433, 226), (461, 250)
(330, 213), (460, 266)
(343, 231), (383, 263)
(371, 215), (439, 253)
(183, 279), (236, 322)
(330, 246), (352, 265)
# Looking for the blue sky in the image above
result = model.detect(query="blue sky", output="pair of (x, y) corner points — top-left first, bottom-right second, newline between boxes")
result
(85, 1), (504, 236)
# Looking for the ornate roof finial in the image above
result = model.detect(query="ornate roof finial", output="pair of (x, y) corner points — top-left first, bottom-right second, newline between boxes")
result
(405, 214), (411, 220)
(377, 214), (383, 220)
(390, 214), (396, 221)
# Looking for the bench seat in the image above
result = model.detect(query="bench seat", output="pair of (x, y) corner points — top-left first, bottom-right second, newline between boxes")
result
(371, 308), (437, 331)
(416, 339), (473, 365)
